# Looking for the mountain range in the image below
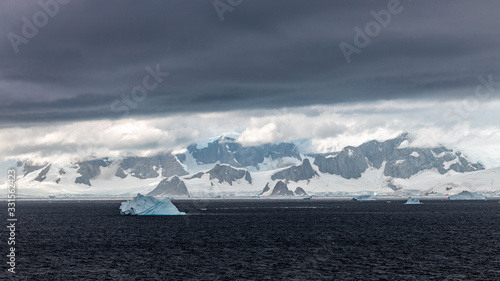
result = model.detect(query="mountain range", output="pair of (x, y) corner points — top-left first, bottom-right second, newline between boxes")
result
(3, 133), (499, 198)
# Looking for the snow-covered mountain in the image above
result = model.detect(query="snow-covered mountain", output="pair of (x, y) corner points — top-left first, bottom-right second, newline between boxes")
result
(2, 133), (498, 198)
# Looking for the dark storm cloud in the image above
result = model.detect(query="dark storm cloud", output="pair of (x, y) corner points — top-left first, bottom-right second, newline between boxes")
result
(1, 0), (500, 125)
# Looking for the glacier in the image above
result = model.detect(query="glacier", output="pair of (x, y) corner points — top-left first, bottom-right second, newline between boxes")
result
(119, 194), (185, 215)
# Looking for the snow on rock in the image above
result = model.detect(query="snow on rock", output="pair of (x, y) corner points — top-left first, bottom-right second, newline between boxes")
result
(119, 194), (185, 215)
(398, 140), (409, 149)
(443, 157), (459, 170)
(259, 183), (271, 196)
(392, 167), (500, 196)
(448, 191), (487, 200)
(249, 156), (302, 172)
(410, 151), (419, 157)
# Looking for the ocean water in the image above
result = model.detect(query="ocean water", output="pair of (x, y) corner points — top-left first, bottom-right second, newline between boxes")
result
(1, 199), (500, 280)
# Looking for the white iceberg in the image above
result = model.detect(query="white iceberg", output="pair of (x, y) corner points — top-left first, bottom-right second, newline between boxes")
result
(119, 193), (185, 215)
(405, 196), (422, 204)
(448, 191), (487, 201)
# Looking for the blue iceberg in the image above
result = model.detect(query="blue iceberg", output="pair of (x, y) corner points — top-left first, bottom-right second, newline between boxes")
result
(352, 195), (376, 201)
(448, 191), (487, 201)
(120, 194), (185, 215)
(404, 196), (422, 204)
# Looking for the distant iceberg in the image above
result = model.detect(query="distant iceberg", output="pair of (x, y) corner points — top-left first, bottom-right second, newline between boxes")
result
(119, 194), (185, 215)
(448, 191), (487, 201)
(405, 196), (422, 204)
(352, 195), (376, 201)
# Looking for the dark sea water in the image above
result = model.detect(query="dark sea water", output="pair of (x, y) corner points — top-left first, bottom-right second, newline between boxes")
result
(1, 199), (500, 280)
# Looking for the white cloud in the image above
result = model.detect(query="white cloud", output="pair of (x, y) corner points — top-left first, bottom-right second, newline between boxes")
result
(1, 98), (499, 168)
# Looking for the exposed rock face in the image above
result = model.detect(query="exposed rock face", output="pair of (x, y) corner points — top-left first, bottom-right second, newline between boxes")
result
(175, 153), (186, 163)
(313, 147), (368, 179)
(22, 161), (46, 176)
(294, 187), (307, 196)
(117, 157), (157, 179)
(207, 164), (252, 185)
(115, 167), (127, 179)
(117, 153), (188, 179)
(306, 152), (338, 159)
(270, 181), (294, 196)
(159, 154), (189, 177)
(148, 176), (190, 197)
(259, 183), (271, 195)
(186, 172), (204, 180)
(34, 164), (51, 182)
(314, 133), (484, 179)
(185, 137), (301, 167)
(271, 159), (318, 182)
(384, 149), (483, 179)
(244, 171), (252, 184)
(75, 159), (110, 186)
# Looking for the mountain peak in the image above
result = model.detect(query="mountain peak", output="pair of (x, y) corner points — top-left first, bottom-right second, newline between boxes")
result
(270, 181), (294, 196)
(207, 164), (252, 185)
(314, 134), (483, 179)
(185, 138), (301, 168)
(148, 176), (189, 197)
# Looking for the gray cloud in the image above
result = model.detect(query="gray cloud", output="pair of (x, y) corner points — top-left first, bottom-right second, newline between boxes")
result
(1, 0), (500, 124)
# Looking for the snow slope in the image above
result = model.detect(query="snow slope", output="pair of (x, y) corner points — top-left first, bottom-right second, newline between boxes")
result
(1, 139), (498, 198)
(0, 162), (162, 197)
(3, 160), (498, 198)
(392, 167), (500, 195)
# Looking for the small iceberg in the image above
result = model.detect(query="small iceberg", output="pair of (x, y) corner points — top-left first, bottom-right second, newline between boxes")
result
(405, 196), (422, 204)
(448, 191), (487, 201)
(120, 194), (185, 216)
(352, 195), (376, 201)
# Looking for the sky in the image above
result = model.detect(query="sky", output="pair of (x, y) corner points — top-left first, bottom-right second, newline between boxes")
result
(1, 0), (499, 167)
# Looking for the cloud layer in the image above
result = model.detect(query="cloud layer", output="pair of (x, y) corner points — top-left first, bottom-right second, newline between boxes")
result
(1, 100), (499, 168)
(1, 0), (500, 124)
(1, 1), (499, 169)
